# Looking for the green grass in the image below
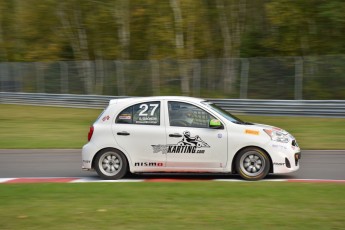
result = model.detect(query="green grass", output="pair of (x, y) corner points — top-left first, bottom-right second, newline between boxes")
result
(240, 115), (345, 150)
(0, 104), (344, 149)
(0, 104), (101, 148)
(0, 182), (344, 230)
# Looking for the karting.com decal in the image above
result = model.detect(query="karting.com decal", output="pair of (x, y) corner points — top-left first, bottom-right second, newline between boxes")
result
(152, 131), (210, 154)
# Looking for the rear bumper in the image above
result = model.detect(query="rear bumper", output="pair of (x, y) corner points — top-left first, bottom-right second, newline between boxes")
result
(81, 142), (99, 170)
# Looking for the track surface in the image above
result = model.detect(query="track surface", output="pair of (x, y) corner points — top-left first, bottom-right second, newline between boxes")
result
(0, 149), (344, 180)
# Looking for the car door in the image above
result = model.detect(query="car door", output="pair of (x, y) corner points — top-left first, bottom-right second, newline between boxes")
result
(165, 101), (228, 170)
(112, 100), (166, 171)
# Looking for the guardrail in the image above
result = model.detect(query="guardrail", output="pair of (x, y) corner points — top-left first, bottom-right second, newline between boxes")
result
(0, 92), (123, 109)
(1, 92), (344, 117)
(210, 99), (345, 117)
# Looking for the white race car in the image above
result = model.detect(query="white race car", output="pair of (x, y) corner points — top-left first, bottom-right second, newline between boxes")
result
(82, 96), (300, 180)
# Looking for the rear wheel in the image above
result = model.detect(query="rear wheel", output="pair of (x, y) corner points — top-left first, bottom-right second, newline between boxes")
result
(235, 147), (270, 181)
(94, 149), (128, 180)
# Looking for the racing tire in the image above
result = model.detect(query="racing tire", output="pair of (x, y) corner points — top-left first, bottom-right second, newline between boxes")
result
(94, 149), (128, 180)
(235, 147), (270, 181)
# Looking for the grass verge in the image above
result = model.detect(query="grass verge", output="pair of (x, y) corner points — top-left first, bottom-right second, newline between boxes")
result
(240, 115), (345, 150)
(0, 182), (344, 230)
(0, 104), (100, 148)
(0, 104), (344, 149)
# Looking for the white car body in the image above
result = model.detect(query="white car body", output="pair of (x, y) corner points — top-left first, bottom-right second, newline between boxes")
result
(82, 96), (301, 180)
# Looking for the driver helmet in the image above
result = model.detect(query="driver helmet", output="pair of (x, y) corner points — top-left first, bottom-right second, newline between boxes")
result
(183, 131), (191, 137)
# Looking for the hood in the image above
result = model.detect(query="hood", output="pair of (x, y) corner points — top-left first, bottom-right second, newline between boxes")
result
(252, 123), (289, 135)
(250, 123), (297, 143)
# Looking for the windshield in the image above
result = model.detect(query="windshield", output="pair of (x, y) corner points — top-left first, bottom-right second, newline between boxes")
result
(202, 101), (248, 124)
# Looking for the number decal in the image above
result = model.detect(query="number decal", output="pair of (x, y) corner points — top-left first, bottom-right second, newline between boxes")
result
(149, 104), (159, 116)
(139, 104), (148, 116)
(139, 104), (159, 116)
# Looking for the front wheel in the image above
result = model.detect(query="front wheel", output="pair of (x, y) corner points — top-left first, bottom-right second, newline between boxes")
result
(235, 148), (270, 181)
(94, 149), (128, 180)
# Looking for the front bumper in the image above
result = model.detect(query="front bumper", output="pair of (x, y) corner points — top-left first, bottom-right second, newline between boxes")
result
(294, 152), (301, 165)
(267, 141), (301, 174)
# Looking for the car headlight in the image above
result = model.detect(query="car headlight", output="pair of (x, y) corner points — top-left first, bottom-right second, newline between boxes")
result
(264, 129), (289, 143)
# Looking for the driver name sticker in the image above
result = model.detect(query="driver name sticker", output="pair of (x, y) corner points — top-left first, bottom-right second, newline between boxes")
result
(135, 116), (158, 124)
(138, 117), (157, 121)
(152, 131), (210, 154)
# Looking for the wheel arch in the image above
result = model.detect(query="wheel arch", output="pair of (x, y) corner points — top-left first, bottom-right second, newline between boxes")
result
(92, 147), (130, 171)
(231, 146), (273, 174)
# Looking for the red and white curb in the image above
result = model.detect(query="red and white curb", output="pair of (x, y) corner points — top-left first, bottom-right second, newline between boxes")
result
(0, 177), (345, 184)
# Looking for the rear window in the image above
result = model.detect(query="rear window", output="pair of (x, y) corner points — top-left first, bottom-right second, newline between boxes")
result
(116, 106), (133, 124)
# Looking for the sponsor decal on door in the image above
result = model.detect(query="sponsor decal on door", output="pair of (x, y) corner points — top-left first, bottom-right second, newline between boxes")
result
(152, 131), (210, 154)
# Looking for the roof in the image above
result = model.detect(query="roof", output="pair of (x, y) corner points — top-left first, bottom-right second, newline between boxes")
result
(109, 96), (205, 105)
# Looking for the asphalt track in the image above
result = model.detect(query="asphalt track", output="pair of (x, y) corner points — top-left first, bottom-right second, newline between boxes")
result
(0, 149), (344, 180)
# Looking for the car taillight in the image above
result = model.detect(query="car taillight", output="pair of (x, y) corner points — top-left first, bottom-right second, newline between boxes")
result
(88, 126), (94, 141)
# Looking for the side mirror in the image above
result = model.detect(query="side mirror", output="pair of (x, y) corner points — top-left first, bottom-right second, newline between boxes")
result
(209, 119), (223, 129)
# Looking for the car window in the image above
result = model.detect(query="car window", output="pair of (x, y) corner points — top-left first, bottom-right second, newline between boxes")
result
(116, 101), (160, 125)
(116, 106), (133, 124)
(168, 101), (216, 128)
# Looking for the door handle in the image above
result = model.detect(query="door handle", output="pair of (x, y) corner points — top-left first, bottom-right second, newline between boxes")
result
(169, 133), (182, 138)
(117, 132), (130, 136)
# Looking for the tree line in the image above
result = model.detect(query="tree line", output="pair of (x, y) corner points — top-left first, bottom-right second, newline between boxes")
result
(1, 0), (345, 61)
(0, 0), (345, 98)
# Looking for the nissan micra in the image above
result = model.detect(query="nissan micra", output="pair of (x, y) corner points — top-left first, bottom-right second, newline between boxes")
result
(82, 96), (301, 180)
